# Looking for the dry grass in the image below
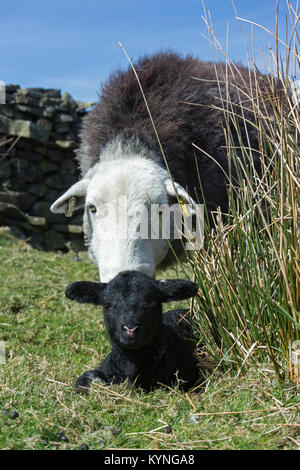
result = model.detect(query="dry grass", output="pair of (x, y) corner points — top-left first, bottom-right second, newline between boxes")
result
(0, 228), (299, 450)
(180, 0), (300, 383)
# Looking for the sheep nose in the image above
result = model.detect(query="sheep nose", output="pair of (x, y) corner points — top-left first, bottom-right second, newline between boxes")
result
(122, 325), (139, 337)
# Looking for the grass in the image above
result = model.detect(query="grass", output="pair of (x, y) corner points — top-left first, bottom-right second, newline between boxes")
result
(178, 0), (300, 384)
(0, 0), (299, 451)
(0, 229), (299, 450)
(119, 0), (299, 385)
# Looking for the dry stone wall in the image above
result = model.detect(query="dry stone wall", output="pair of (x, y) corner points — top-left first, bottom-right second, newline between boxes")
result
(0, 84), (93, 251)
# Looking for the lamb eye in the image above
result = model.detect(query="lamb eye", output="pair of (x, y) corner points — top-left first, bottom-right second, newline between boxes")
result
(89, 205), (97, 213)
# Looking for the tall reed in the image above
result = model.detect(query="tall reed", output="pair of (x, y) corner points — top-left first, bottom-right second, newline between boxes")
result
(184, 1), (299, 383)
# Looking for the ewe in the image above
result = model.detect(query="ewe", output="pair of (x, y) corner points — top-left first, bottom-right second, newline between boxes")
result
(51, 52), (263, 282)
(66, 270), (201, 392)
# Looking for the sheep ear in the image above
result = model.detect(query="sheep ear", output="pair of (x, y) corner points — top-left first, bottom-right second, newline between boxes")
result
(164, 179), (198, 215)
(157, 279), (199, 302)
(65, 281), (107, 305)
(50, 178), (89, 217)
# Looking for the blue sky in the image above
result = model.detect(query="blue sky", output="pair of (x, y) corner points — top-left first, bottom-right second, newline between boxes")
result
(0, 0), (297, 102)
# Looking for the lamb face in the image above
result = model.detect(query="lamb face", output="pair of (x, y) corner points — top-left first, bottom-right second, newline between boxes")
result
(66, 271), (199, 351)
(101, 273), (163, 350)
(66, 270), (199, 391)
(103, 301), (162, 351)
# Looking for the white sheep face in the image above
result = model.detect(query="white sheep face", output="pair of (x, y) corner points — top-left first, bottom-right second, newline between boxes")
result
(83, 159), (170, 281)
(50, 146), (199, 282)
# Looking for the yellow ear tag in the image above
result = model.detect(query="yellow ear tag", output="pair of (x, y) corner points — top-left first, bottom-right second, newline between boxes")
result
(179, 197), (191, 217)
(66, 197), (76, 218)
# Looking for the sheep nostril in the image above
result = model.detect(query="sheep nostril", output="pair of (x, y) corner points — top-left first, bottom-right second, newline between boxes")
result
(122, 325), (139, 336)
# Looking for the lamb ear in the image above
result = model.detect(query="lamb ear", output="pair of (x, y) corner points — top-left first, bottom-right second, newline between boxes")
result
(164, 178), (198, 215)
(65, 281), (107, 305)
(50, 178), (89, 217)
(157, 279), (199, 302)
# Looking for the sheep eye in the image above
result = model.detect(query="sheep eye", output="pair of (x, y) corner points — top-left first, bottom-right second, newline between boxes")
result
(89, 205), (97, 213)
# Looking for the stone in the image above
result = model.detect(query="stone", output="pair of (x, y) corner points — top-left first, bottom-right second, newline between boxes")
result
(5, 93), (16, 104)
(62, 92), (77, 108)
(60, 159), (77, 175)
(17, 150), (43, 163)
(27, 215), (47, 227)
(28, 183), (48, 197)
(23, 169), (43, 183)
(51, 224), (82, 234)
(0, 191), (35, 212)
(5, 84), (20, 93)
(55, 113), (74, 123)
(15, 94), (40, 107)
(45, 89), (61, 99)
(18, 193), (36, 212)
(45, 174), (65, 190)
(31, 202), (67, 224)
(0, 191), (18, 205)
(18, 88), (43, 100)
(67, 239), (85, 251)
(47, 212), (68, 224)
(2, 217), (32, 233)
(54, 122), (70, 133)
(36, 118), (52, 132)
(29, 232), (45, 249)
(3, 147), (16, 157)
(8, 119), (49, 144)
(43, 189), (60, 203)
(32, 145), (48, 156)
(0, 191), (17, 204)
(8, 179), (27, 191)
(40, 96), (61, 107)
(16, 104), (43, 117)
(9, 226), (27, 240)
(14, 112), (26, 120)
(17, 139), (33, 151)
(48, 149), (64, 163)
(44, 230), (65, 250)
(63, 174), (77, 187)
(71, 213), (84, 225)
(0, 202), (26, 220)
(0, 115), (9, 133)
(0, 84), (86, 248)
(37, 160), (58, 173)
(0, 105), (14, 118)
(55, 140), (75, 149)
(31, 201), (51, 217)
(10, 157), (30, 171)
(43, 106), (56, 118)
(0, 160), (11, 178)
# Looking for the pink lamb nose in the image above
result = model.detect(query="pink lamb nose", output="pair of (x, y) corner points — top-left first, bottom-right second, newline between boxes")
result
(122, 325), (139, 337)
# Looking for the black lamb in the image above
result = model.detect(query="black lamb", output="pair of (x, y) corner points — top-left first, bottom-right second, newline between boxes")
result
(66, 270), (200, 392)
